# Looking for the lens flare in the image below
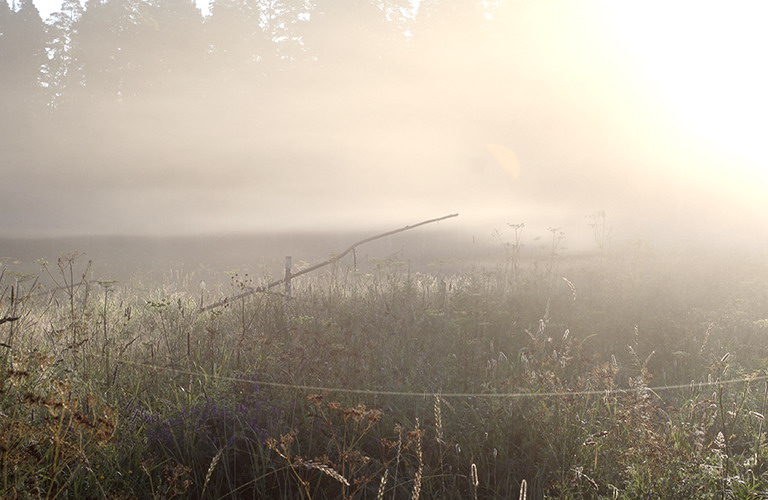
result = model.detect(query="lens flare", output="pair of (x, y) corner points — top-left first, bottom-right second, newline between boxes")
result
(487, 143), (521, 179)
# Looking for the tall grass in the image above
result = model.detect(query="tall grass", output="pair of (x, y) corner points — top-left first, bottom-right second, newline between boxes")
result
(1, 248), (768, 498)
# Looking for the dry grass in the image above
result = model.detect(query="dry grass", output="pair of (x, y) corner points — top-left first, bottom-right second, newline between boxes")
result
(2, 248), (768, 497)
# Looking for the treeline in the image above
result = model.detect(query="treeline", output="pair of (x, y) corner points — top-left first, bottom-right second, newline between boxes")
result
(0, 0), (501, 122)
(1, 0), (519, 235)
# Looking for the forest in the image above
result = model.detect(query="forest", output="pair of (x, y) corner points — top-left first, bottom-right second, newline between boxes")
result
(1, 0), (503, 188)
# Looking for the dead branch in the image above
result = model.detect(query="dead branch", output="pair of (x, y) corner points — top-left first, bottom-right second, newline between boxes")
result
(200, 213), (459, 312)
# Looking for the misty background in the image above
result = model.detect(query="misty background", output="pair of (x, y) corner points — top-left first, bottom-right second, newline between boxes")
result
(1, 0), (766, 267)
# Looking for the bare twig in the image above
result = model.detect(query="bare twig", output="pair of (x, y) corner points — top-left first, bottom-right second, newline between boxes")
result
(200, 213), (459, 312)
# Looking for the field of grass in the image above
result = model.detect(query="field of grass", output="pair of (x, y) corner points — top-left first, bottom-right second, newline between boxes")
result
(1, 241), (768, 499)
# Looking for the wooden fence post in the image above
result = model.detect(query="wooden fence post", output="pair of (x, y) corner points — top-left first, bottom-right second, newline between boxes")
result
(284, 256), (292, 298)
(200, 214), (458, 312)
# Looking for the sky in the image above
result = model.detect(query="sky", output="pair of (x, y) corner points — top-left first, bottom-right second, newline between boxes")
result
(30, 0), (204, 19)
(33, 0), (74, 19)
(3, 0), (767, 250)
(29, 0), (206, 18)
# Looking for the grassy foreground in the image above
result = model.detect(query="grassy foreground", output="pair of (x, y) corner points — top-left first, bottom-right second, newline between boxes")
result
(1, 247), (768, 499)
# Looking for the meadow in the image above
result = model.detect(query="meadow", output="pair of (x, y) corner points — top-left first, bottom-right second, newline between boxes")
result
(1, 232), (768, 499)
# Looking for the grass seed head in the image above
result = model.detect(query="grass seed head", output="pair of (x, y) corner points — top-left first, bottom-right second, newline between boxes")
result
(302, 460), (350, 486)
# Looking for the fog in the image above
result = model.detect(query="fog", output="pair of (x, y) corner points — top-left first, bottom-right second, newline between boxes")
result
(1, 0), (766, 252)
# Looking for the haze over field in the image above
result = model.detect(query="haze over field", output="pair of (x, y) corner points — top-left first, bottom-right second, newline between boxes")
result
(5, 3), (768, 497)
(1, 0), (766, 250)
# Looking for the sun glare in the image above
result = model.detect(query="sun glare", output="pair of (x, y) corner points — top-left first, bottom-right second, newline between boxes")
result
(598, 1), (768, 192)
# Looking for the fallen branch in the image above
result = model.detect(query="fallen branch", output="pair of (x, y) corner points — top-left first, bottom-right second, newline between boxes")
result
(200, 213), (459, 312)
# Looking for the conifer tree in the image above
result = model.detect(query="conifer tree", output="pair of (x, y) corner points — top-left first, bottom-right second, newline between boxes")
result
(0, 0), (46, 105)
(43, 0), (85, 107)
(299, 0), (390, 69)
(206, 0), (269, 74)
(71, 0), (142, 103)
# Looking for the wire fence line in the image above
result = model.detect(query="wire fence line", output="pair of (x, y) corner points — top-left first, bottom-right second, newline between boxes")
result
(105, 355), (768, 400)
(4, 210), (762, 401)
